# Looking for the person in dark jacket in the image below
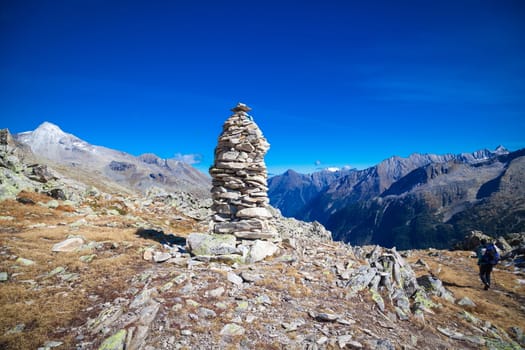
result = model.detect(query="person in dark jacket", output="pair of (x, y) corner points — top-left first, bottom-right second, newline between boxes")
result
(476, 239), (500, 290)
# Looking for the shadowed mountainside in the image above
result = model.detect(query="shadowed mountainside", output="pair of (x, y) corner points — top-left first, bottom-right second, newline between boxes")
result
(269, 147), (525, 249)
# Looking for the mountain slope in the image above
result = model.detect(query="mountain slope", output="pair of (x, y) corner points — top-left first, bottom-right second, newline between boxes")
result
(268, 168), (351, 217)
(15, 122), (211, 197)
(269, 147), (525, 249)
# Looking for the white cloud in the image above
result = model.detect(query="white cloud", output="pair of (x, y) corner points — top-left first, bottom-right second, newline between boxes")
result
(173, 153), (202, 165)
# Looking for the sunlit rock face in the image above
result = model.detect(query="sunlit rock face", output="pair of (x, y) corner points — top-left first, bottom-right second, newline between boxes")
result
(209, 103), (276, 240)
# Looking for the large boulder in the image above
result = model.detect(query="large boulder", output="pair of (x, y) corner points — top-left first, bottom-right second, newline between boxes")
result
(52, 237), (85, 252)
(454, 230), (493, 250)
(186, 233), (239, 256)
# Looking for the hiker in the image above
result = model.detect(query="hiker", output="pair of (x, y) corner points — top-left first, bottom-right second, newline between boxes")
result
(476, 239), (500, 290)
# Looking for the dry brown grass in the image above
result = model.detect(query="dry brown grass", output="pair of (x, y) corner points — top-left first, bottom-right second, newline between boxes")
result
(407, 249), (525, 336)
(0, 199), (166, 349)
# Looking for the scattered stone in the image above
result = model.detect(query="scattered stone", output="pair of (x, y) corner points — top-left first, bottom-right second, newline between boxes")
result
(44, 199), (59, 209)
(454, 230), (493, 250)
(240, 271), (262, 282)
(220, 323), (245, 336)
(52, 237), (84, 252)
(43, 341), (63, 348)
(5, 323), (25, 334)
(459, 310), (480, 324)
(227, 271), (243, 286)
(206, 286), (225, 298)
(311, 311), (339, 322)
(256, 294), (272, 305)
(143, 248), (154, 261)
(153, 251), (171, 263)
(46, 188), (66, 200)
(417, 275), (455, 303)
(47, 266), (66, 277)
(16, 257), (35, 266)
(186, 232), (239, 256)
(160, 282), (173, 293)
(437, 327), (465, 340)
(89, 306), (124, 334)
(457, 296), (476, 307)
(186, 299), (200, 307)
(198, 307), (217, 318)
(247, 240), (279, 263)
(80, 254), (97, 263)
(414, 258), (430, 269)
(235, 300), (249, 312)
(337, 335), (354, 348)
(281, 321), (304, 332)
(181, 329), (192, 336)
(98, 329), (127, 350)
(367, 339), (395, 350)
(316, 336), (328, 345)
(130, 288), (157, 309)
(70, 218), (88, 228)
(509, 326), (525, 345)
(59, 272), (79, 282)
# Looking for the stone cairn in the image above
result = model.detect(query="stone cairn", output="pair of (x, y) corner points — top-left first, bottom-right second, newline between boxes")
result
(209, 103), (277, 240)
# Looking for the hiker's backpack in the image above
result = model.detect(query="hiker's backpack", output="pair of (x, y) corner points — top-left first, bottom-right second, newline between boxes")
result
(482, 243), (500, 265)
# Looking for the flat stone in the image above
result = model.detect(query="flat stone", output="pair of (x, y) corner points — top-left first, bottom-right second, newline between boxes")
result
(233, 231), (276, 240)
(80, 254), (97, 263)
(130, 288), (157, 309)
(458, 296), (476, 307)
(227, 271), (243, 286)
(207, 286), (225, 298)
(240, 271), (262, 282)
(89, 305), (124, 334)
(236, 207), (272, 218)
(312, 311), (339, 322)
(0, 272), (7, 281)
(143, 249), (153, 261)
(16, 257), (35, 266)
(43, 341), (63, 348)
(187, 232), (238, 256)
(153, 252), (172, 263)
(247, 240), (279, 263)
(98, 329), (127, 350)
(138, 302), (160, 325)
(220, 323), (245, 336)
(52, 237), (84, 252)
(48, 266), (66, 277)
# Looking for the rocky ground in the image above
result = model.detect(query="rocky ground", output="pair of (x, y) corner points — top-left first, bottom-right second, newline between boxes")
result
(1, 130), (524, 349)
(1, 190), (524, 350)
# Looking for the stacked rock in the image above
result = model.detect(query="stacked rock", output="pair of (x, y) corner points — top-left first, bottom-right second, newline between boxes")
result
(209, 103), (277, 240)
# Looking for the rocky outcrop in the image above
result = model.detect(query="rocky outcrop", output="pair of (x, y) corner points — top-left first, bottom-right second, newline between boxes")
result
(209, 103), (276, 240)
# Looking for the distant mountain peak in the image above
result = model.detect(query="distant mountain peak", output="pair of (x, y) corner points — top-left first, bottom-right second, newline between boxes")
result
(31, 121), (71, 138)
(37, 121), (62, 130)
(494, 145), (509, 154)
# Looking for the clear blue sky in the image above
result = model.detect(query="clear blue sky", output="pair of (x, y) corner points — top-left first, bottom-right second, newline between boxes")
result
(1, 0), (524, 175)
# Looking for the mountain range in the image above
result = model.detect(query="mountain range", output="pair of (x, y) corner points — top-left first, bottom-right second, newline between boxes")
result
(6, 122), (525, 250)
(14, 122), (210, 197)
(269, 146), (525, 249)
